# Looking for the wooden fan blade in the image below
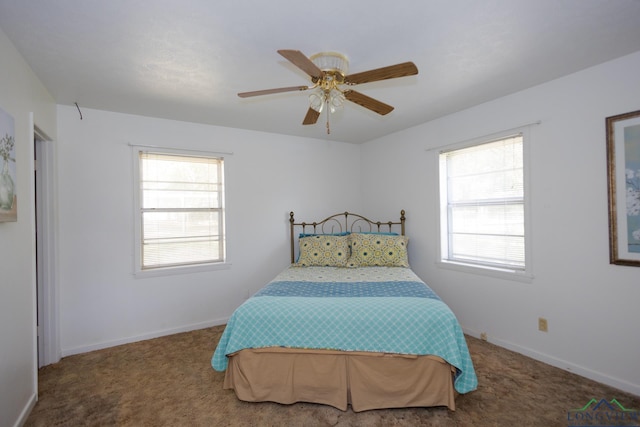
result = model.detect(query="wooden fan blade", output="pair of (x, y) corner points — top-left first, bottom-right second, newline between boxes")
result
(344, 62), (418, 85)
(277, 49), (323, 79)
(238, 86), (309, 98)
(302, 107), (320, 125)
(344, 90), (394, 115)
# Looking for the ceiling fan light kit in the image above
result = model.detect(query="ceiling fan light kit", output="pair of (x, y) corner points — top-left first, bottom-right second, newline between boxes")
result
(238, 49), (418, 134)
(308, 52), (349, 117)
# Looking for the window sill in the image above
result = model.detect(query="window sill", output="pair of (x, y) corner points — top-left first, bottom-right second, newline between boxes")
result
(134, 262), (232, 279)
(436, 260), (533, 283)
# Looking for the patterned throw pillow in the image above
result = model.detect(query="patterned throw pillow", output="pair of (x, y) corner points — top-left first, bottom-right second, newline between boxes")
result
(347, 233), (409, 267)
(296, 235), (350, 267)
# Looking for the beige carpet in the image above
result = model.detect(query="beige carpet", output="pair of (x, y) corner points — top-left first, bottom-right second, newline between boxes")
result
(25, 325), (638, 426)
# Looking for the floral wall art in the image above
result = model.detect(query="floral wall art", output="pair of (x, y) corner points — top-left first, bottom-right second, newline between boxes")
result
(607, 109), (640, 266)
(625, 125), (640, 250)
(0, 107), (16, 222)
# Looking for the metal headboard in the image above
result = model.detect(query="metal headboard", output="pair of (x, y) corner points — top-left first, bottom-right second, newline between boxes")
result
(289, 210), (406, 263)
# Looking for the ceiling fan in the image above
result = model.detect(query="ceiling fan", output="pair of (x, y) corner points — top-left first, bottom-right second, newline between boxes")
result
(238, 50), (418, 133)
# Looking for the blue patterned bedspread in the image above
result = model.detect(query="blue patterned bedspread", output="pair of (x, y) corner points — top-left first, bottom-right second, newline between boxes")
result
(211, 266), (477, 394)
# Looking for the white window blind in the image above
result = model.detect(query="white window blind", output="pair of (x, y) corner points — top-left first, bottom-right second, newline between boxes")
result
(139, 151), (225, 270)
(440, 134), (525, 271)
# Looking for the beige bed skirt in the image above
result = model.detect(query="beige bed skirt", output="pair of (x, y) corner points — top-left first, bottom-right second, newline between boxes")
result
(223, 347), (457, 412)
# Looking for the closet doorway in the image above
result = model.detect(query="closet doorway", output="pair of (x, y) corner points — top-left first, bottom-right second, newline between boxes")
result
(33, 120), (58, 368)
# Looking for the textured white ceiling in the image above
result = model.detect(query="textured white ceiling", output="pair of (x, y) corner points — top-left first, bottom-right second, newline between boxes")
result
(1, 0), (640, 143)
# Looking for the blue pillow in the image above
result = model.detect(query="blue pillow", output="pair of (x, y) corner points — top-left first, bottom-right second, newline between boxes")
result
(356, 231), (399, 236)
(299, 231), (350, 238)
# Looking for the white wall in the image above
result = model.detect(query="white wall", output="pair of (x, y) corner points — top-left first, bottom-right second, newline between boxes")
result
(0, 27), (56, 427)
(3, 21), (637, 427)
(361, 51), (640, 396)
(56, 106), (361, 355)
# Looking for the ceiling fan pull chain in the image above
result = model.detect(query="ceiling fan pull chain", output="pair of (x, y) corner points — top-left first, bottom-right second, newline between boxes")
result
(326, 99), (331, 134)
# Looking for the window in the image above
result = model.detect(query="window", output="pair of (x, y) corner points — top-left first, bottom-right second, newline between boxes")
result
(438, 132), (530, 278)
(133, 149), (226, 274)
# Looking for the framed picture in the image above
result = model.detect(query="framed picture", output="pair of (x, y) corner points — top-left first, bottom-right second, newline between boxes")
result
(0, 107), (16, 222)
(606, 109), (640, 266)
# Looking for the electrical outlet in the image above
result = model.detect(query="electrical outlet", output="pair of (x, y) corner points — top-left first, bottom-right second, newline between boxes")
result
(480, 332), (488, 341)
(538, 317), (548, 332)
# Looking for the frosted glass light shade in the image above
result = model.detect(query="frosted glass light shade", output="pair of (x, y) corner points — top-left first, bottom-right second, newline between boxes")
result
(310, 52), (349, 75)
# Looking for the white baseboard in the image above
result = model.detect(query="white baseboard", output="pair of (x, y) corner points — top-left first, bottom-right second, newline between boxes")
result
(57, 321), (640, 397)
(14, 392), (37, 427)
(463, 328), (640, 397)
(61, 317), (229, 358)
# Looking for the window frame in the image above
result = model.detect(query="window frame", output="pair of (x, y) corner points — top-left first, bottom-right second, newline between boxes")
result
(132, 146), (229, 278)
(437, 128), (533, 282)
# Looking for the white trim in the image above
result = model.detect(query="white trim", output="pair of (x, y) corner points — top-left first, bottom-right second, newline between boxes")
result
(436, 126), (534, 280)
(436, 260), (534, 283)
(26, 115), (39, 427)
(134, 261), (232, 278)
(131, 146), (228, 277)
(13, 392), (37, 427)
(127, 142), (234, 157)
(61, 317), (229, 357)
(426, 120), (541, 152)
(463, 327), (640, 397)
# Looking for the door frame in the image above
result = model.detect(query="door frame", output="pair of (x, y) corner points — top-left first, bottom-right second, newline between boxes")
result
(33, 118), (59, 367)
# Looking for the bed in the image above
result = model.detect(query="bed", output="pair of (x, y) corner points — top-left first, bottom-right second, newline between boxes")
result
(212, 211), (477, 412)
